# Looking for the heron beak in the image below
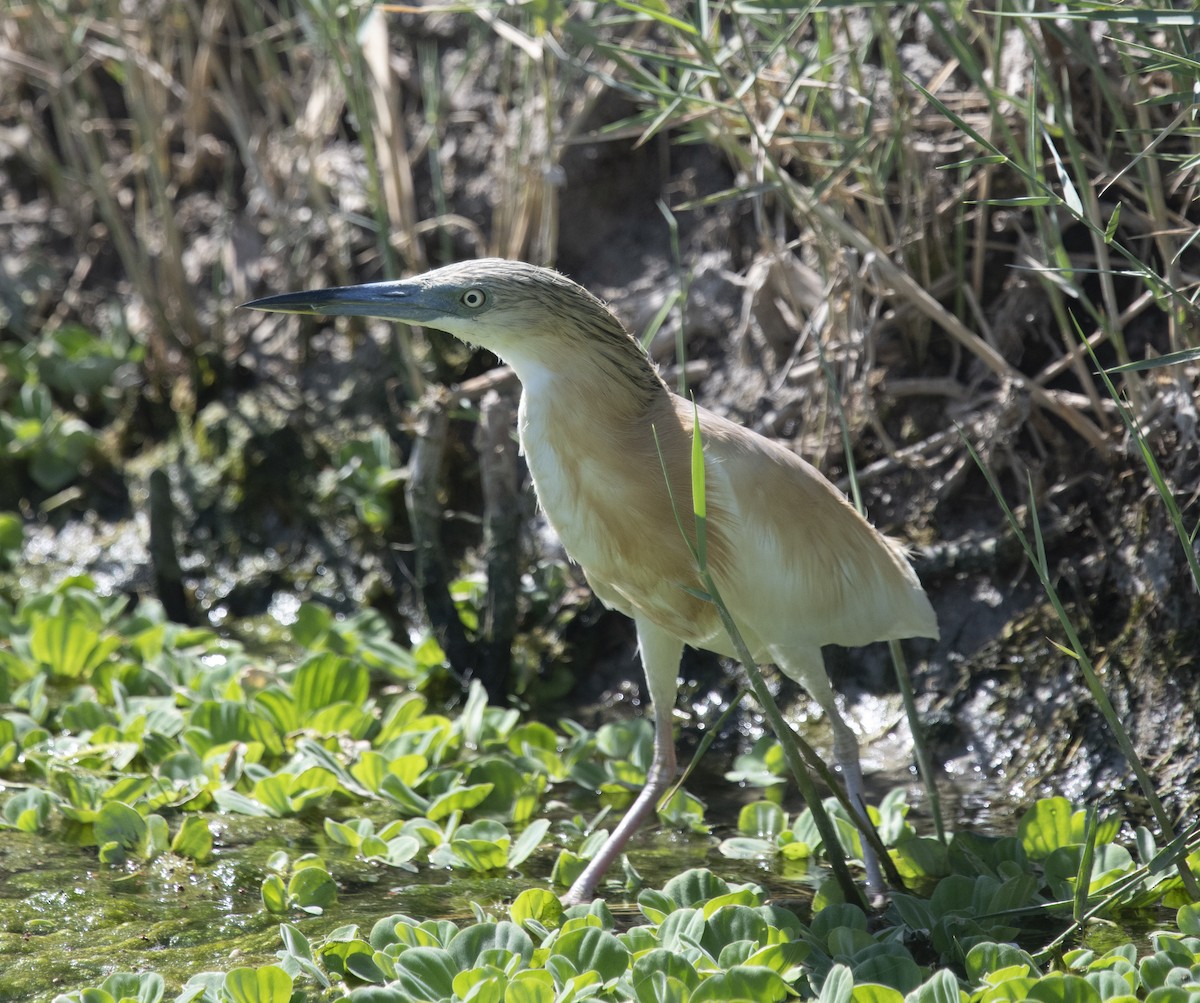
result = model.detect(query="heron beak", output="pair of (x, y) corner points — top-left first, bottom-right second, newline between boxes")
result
(243, 280), (449, 324)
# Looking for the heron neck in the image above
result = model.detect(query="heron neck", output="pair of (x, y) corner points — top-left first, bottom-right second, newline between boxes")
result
(506, 329), (670, 424)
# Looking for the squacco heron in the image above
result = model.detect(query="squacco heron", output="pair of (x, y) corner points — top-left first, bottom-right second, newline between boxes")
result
(246, 258), (938, 903)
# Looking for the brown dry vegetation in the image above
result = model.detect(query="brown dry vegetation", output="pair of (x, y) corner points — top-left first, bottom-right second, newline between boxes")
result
(1, 1), (1199, 815)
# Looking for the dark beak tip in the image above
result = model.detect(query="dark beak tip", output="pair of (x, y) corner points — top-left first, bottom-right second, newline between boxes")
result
(241, 295), (283, 311)
(240, 292), (324, 315)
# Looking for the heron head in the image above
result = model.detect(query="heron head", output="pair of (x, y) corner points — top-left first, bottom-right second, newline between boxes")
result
(245, 259), (609, 348)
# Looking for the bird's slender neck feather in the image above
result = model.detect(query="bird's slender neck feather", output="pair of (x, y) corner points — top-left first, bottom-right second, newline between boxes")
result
(503, 295), (671, 422)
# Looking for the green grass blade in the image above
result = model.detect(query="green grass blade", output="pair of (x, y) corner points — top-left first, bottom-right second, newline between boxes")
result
(690, 398), (707, 571)
(1103, 345), (1200, 374)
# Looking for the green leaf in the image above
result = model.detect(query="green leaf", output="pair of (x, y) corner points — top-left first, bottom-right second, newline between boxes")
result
(552, 926), (630, 984)
(279, 923), (314, 960)
(691, 966), (791, 1002)
(374, 772), (436, 820)
(426, 782), (494, 820)
(252, 689), (298, 735)
(893, 836), (950, 879)
(324, 816), (371, 848)
(503, 969), (556, 1003)
(508, 818), (551, 869)
(965, 943), (1040, 982)
(907, 969), (965, 1003)
(701, 905), (768, 956)
(214, 789), (274, 817)
(634, 972), (695, 1003)
(827, 926), (875, 958)
(144, 813), (170, 857)
(447, 837), (508, 872)
(737, 942), (808, 980)
(1024, 974), (1102, 1003)
(450, 966), (505, 1003)
(656, 908), (706, 953)
(464, 755), (526, 815)
(97, 972), (164, 1003)
(811, 903), (868, 945)
(507, 720), (559, 755)
(510, 888), (564, 930)
(737, 801), (786, 839)
(387, 753), (429, 786)
(94, 801), (146, 853)
(1103, 203), (1122, 244)
(188, 701), (283, 757)
(1177, 902), (1200, 937)
(293, 652), (370, 714)
(288, 864), (338, 913)
(261, 874), (288, 914)
(1018, 798), (1080, 859)
(343, 990), (406, 1003)
(1, 788), (54, 832)
(1041, 125), (1082, 215)
(854, 954), (924, 994)
(250, 774), (295, 817)
(345, 950), (388, 985)
(171, 815), (213, 862)
(29, 615), (120, 678)
(632, 949), (701, 1001)
(719, 836), (777, 859)
(448, 921), (534, 970)
(850, 985), (905, 1003)
(390, 947), (458, 1002)
(662, 868), (730, 906)
(319, 934), (378, 982)
(383, 835), (420, 867)
(222, 965), (293, 1003)
(370, 915), (445, 952)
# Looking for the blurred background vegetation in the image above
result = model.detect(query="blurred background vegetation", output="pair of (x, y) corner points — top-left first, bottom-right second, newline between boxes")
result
(1, 1), (1198, 807)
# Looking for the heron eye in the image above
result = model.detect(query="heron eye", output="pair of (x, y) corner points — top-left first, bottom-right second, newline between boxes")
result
(461, 288), (487, 309)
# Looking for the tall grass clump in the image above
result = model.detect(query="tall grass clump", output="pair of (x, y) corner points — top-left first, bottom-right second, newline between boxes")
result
(562, 2), (1197, 446)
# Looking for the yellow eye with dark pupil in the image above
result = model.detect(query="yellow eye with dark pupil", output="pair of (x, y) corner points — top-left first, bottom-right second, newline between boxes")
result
(461, 289), (486, 308)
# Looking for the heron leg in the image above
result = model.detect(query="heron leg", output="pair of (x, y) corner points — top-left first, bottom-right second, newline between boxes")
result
(824, 700), (884, 898)
(775, 647), (885, 899)
(563, 617), (683, 904)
